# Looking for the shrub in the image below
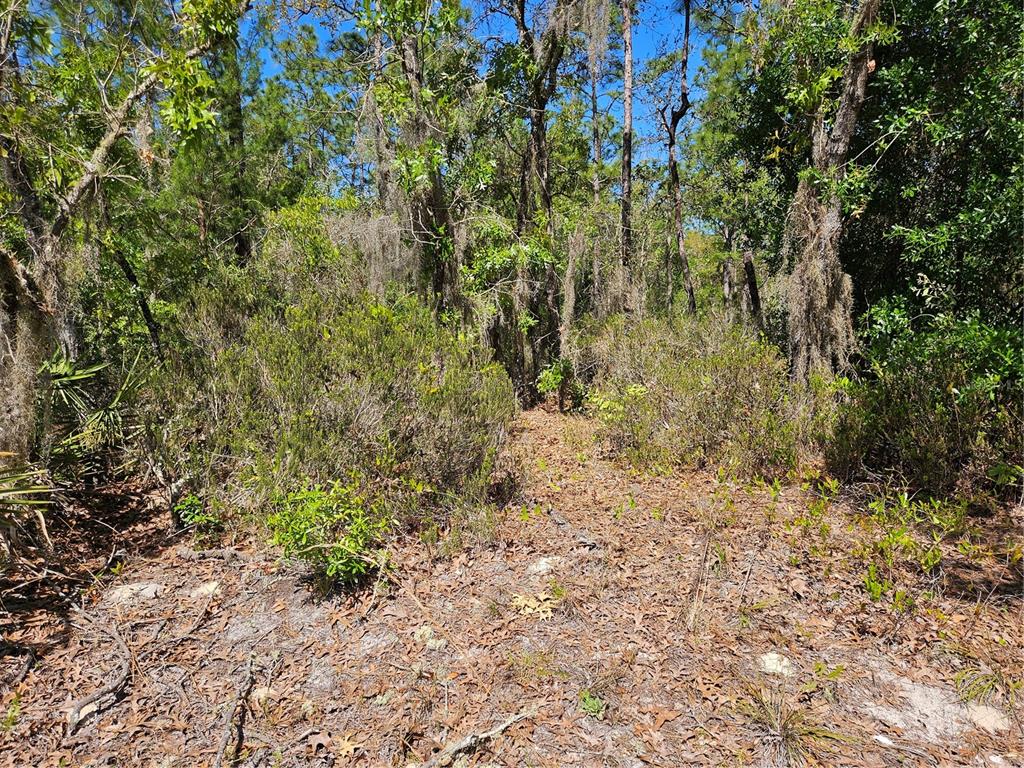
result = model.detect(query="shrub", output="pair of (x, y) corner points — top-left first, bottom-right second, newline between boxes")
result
(585, 315), (827, 478)
(831, 305), (1023, 502)
(267, 480), (391, 585)
(152, 217), (517, 582)
(211, 291), (515, 509)
(537, 358), (585, 411)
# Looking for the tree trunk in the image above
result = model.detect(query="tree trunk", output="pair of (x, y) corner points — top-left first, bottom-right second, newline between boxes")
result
(398, 34), (458, 312)
(667, 129), (696, 314)
(618, 0), (633, 311)
(221, 35), (251, 263)
(662, 0), (696, 314)
(785, 0), (879, 380)
(742, 246), (763, 332)
(722, 256), (734, 321)
(588, 12), (603, 316)
(560, 226), (583, 357)
(0, 249), (51, 459)
(591, 76), (601, 206)
(112, 248), (163, 360)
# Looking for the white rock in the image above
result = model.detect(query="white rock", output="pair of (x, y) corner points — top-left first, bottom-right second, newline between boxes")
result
(190, 580), (221, 599)
(107, 582), (164, 604)
(872, 734), (895, 747)
(527, 556), (562, 577)
(758, 652), (793, 677)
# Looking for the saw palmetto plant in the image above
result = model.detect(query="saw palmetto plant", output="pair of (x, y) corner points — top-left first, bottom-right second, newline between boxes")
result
(0, 462), (52, 566)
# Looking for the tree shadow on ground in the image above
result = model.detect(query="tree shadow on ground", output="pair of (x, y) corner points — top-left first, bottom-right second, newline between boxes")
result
(0, 481), (175, 687)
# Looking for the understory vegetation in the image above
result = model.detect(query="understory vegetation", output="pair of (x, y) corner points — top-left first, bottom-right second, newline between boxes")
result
(156, 216), (517, 580)
(584, 316), (832, 479)
(1, 0), (1020, 594)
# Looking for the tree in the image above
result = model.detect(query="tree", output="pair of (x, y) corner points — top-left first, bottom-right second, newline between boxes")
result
(508, 0), (576, 237)
(618, 0), (633, 309)
(0, 0), (249, 458)
(657, 0), (696, 313)
(781, 0), (882, 380)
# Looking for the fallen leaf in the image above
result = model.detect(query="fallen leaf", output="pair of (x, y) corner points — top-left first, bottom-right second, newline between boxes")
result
(307, 731), (332, 753)
(335, 733), (362, 758)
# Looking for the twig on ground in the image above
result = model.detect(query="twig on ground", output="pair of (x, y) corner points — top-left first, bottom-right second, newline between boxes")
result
(213, 653), (257, 768)
(421, 704), (539, 768)
(178, 547), (247, 563)
(684, 534), (712, 631)
(66, 615), (133, 735)
(873, 735), (938, 765)
(737, 550), (758, 613)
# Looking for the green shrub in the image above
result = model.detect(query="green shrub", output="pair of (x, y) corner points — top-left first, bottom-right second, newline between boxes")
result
(585, 315), (827, 478)
(268, 480), (391, 585)
(537, 358), (584, 411)
(212, 291), (516, 508)
(832, 305), (1023, 502)
(173, 493), (222, 534)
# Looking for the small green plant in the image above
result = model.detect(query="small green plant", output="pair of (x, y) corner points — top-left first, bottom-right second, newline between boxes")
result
(538, 358), (585, 411)
(579, 689), (606, 719)
(892, 588), (915, 613)
(268, 480), (392, 586)
(518, 503), (544, 522)
(174, 493), (221, 533)
(2, 694), (20, 733)
(509, 649), (568, 683)
(955, 665), (1023, 707)
(862, 563), (890, 601)
(742, 685), (846, 765)
(801, 662), (845, 701)
(547, 578), (567, 601)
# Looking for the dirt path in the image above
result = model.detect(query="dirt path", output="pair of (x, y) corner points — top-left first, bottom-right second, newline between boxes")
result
(2, 408), (1021, 766)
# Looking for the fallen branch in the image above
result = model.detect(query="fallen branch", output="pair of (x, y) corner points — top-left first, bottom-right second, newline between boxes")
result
(421, 704), (539, 768)
(66, 617), (132, 735)
(177, 547), (247, 563)
(212, 654), (256, 768)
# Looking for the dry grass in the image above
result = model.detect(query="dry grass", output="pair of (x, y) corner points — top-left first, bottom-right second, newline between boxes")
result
(742, 685), (846, 767)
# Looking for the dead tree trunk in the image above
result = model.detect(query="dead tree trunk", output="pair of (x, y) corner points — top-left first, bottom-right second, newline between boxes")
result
(659, 0), (696, 314)
(785, 0), (879, 380)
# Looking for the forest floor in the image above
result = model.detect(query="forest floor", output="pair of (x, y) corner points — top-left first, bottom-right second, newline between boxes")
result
(1, 406), (1022, 767)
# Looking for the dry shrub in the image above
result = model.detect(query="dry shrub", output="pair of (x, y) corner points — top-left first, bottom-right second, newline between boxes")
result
(585, 315), (833, 478)
(150, 201), (517, 579)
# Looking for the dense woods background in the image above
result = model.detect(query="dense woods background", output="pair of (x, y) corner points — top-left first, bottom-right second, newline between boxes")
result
(1, 0), (1021, 583)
